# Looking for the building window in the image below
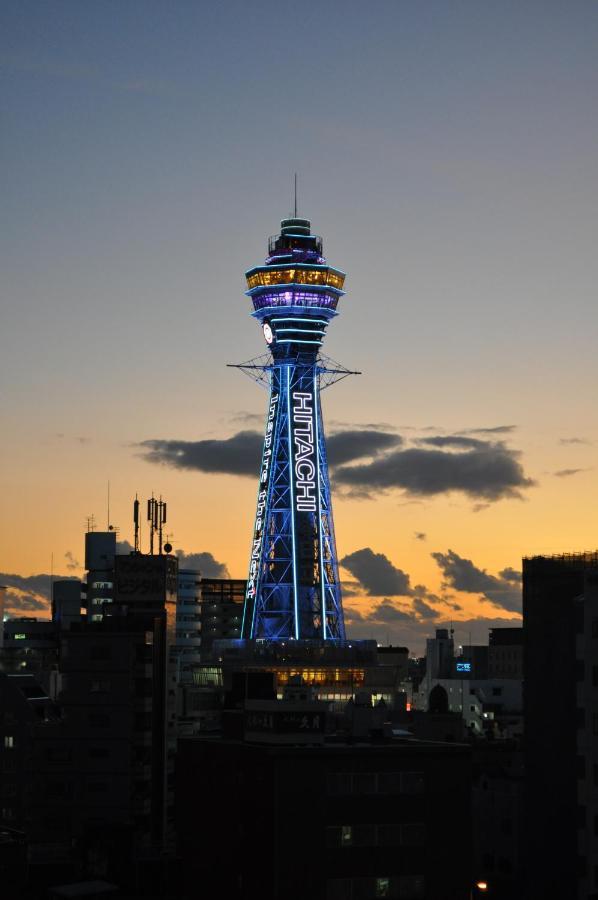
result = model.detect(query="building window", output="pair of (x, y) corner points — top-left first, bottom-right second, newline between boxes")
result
(90, 680), (111, 693)
(46, 748), (71, 762)
(91, 614), (103, 622)
(88, 747), (109, 759)
(87, 782), (109, 793)
(88, 714), (110, 728)
(353, 772), (377, 794)
(376, 824), (399, 846)
(90, 646), (111, 661)
(398, 875), (425, 898)
(326, 879), (351, 900)
(3, 736), (14, 749)
(327, 773), (352, 795)
(375, 878), (391, 898)
(401, 772), (425, 795)
(92, 582), (113, 589)
(377, 771), (402, 794)
(401, 823), (426, 846)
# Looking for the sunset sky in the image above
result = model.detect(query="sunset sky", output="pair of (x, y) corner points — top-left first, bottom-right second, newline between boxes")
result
(2, 1), (597, 651)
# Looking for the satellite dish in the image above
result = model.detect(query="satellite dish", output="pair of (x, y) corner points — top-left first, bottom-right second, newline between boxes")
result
(164, 542), (173, 554)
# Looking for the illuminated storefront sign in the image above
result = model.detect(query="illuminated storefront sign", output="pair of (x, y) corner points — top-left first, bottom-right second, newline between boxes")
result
(292, 391), (317, 513)
(456, 661), (472, 673)
(245, 391), (279, 604)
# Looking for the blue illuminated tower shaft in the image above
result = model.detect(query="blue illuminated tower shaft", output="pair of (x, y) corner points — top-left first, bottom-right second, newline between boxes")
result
(243, 360), (343, 640)
(239, 217), (347, 641)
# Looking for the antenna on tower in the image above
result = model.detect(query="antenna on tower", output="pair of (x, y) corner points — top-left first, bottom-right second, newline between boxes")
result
(293, 172), (298, 217)
(133, 494), (140, 553)
(158, 496), (167, 555)
(147, 495), (167, 554)
(107, 480), (110, 530)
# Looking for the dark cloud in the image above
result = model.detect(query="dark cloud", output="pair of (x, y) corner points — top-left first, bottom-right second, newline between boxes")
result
(139, 431), (263, 477)
(0, 573), (68, 599)
(3, 592), (49, 613)
(418, 435), (486, 450)
(412, 597), (439, 620)
(554, 468), (588, 478)
(498, 567), (522, 584)
(432, 550), (521, 613)
(176, 551), (229, 578)
(461, 425), (516, 435)
(139, 428), (532, 506)
(229, 411), (264, 426)
(138, 428), (402, 479)
(64, 551), (80, 571)
(0, 573), (78, 617)
(116, 540), (134, 554)
(340, 548), (412, 596)
(329, 420), (398, 432)
(340, 580), (363, 598)
(560, 437), (592, 445)
(414, 532), (427, 542)
(327, 430), (402, 466)
(370, 599), (414, 623)
(345, 611), (522, 655)
(334, 439), (534, 502)
(116, 541), (230, 578)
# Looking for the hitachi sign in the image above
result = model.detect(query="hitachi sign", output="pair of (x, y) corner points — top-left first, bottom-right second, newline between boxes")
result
(292, 391), (317, 512)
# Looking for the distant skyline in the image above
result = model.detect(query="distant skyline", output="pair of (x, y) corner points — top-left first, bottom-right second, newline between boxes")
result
(2, 1), (597, 651)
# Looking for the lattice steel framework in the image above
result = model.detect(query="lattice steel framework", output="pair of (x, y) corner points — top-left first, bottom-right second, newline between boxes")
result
(235, 217), (357, 641)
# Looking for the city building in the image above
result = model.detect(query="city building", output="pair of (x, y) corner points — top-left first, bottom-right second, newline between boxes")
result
(523, 551), (598, 900)
(177, 718), (472, 900)
(83, 531), (117, 623)
(52, 579), (83, 632)
(0, 617), (59, 683)
(416, 628), (522, 738)
(199, 578), (244, 660)
(488, 627), (523, 680)
(174, 568), (202, 680)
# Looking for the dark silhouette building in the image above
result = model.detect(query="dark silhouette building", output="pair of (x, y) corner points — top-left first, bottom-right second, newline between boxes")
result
(177, 726), (472, 900)
(523, 551), (598, 900)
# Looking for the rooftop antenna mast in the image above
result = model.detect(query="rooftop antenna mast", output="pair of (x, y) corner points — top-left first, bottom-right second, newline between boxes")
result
(107, 480), (111, 530)
(133, 495), (140, 553)
(158, 496), (167, 555)
(147, 495), (167, 555)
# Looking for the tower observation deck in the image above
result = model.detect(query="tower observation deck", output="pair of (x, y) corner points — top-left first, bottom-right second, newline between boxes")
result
(239, 217), (350, 642)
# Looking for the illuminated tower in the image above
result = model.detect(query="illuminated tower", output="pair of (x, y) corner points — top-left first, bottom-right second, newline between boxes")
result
(238, 217), (354, 642)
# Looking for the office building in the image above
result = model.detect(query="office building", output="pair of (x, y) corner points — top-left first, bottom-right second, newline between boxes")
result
(523, 551), (598, 900)
(199, 578), (244, 660)
(177, 718), (472, 899)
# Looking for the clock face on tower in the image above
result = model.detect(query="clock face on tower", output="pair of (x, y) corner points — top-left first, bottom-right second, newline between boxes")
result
(263, 322), (274, 345)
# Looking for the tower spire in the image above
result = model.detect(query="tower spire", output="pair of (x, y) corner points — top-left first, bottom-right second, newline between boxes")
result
(293, 172), (298, 218)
